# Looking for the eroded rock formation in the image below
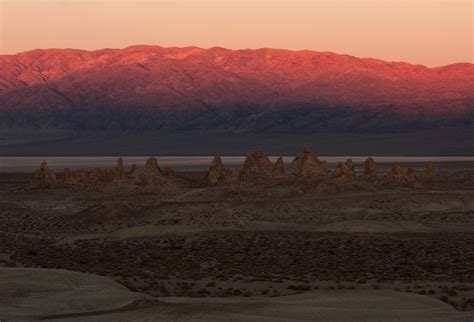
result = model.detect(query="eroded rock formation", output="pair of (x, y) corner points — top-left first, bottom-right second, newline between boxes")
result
(224, 169), (241, 182)
(425, 161), (439, 179)
(388, 162), (416, 182)
(110, 158), (124, 181)
(140, 158), (162, 185)
(364, 157), (376, 177)
(32, 157), (183, 190)
(74, 169), (88, 183)
(33, 161), (57, 187)
(241, 151), (274, 181)
(31, 150), (444, 191)
(127, 164), (141, 179)
(333, 159), (355, 181)
(207, 155), (240, 184)
(287, 148), (329, 179)
(208, 155), (226, 184)
(273, 157), (285, 178)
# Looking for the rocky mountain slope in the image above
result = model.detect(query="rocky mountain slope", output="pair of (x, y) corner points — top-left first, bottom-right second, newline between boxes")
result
(1, 45), (473, 113)
(0, 45), (472, 154)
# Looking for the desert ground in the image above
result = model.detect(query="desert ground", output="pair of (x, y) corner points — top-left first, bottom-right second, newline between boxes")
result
(1, 151), (474, 321)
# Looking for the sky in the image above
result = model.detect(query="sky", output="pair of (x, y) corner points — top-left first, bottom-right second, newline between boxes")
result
(0, 0), (472, 67)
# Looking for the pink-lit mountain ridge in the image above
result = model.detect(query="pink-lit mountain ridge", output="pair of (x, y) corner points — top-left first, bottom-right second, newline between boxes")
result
(1, 45), (473, 115)
(0, 45), (473, 156)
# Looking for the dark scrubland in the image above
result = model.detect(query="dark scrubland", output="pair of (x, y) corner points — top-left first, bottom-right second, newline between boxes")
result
(1, 152), (474, 312)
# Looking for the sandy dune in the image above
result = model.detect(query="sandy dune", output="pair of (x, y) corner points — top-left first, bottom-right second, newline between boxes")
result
(1, 268), (471, 321)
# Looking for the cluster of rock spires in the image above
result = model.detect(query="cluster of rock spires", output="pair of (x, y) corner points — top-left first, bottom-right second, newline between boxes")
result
(33, 157), (175, 188)
(206, 148), (440, 185)
(33, 148), (441, 189)
(34, 161), (57, 187)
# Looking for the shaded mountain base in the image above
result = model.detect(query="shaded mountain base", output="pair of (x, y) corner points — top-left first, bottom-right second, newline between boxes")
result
(1, 105), (472, 156)
(0, 128), (472, 156)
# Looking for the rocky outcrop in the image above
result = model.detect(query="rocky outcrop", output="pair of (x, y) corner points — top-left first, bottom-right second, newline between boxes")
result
(241, 151), (274, 181)
(110, 158), (124, 181)
(272, 157), (285, 178)
(74, 169), (88, 183)
(388, 162), (416, 182)
(127, 164), (141, 179)
(333, 159), (355, 181)
(32, 157), (183, 190)
(287, 148), (329, 179)
(208, 155), (226, 184)
(207, 155), (241, 184)
(223, 169), (241, 182)
(425, 161), (439, 179)
(31, 152), (445, 191)
(140, 158), (162, 185)
(60, 167), (87, 185)
(389, 162), (402, 177)
(33, 161), (57, 187)
(88, 169), (101, 183)
(364, 157), (376, 176)
(145, 158), (161, 174)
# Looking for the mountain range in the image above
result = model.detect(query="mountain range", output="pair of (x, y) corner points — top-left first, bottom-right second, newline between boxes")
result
(0, 45), (473, 155)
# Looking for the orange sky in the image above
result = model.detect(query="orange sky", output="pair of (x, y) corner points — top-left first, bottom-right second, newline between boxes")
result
(0, 0), (472, 67)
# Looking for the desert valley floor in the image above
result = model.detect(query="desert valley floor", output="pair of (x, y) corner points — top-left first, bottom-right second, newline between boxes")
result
(1, 153), (474, 321)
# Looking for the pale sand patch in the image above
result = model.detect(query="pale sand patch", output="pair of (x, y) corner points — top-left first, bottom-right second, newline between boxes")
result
(2, 268), (471, 321)
(314, 220), (432, 233)
(0, 267), (150, 320)
(153, 292), (469, 322)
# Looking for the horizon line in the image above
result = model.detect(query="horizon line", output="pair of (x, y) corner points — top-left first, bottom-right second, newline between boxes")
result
(2, 44), (473, 69)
